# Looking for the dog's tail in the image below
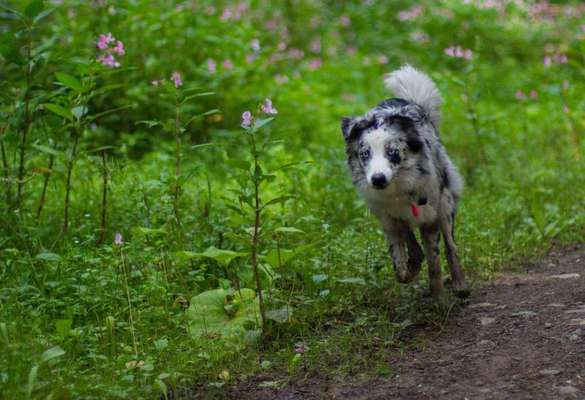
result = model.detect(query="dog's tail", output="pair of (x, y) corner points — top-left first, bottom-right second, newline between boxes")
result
(384, 65), (441, 125)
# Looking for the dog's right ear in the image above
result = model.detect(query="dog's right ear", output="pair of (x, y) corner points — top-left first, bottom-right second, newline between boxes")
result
(341, 117), (356, 143)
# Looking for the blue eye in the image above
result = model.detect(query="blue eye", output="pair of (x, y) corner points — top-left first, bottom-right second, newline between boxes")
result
(387, 149), (401, 164)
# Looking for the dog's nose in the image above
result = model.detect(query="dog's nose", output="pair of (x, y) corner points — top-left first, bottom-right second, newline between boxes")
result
(371, 173), (387, 189)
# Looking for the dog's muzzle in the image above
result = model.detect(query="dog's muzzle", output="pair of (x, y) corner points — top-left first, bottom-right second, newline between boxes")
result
(371, 173), (388, 189)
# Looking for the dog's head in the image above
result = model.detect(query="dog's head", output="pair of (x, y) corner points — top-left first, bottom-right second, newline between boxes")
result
(341, 100), (426, 190)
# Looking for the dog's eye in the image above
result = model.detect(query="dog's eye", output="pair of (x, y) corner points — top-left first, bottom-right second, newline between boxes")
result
(359, 149), (370, 161)
(387, 149), (401, 164)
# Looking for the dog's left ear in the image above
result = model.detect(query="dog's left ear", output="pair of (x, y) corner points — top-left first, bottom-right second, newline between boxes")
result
(341, 116), (356, 143)
(387, 115), (423, 153)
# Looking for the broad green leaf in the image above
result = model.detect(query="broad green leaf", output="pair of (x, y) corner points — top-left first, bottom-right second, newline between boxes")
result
(35, 252), (61, 262)
(337, 277), (366, 285)
(252, 117), (274, 132)
(186, 288), (260, 340)
(25, 0), (44, 18)
(32, 144), (59, 156)
(274, 227), (304, 234)
(312, 274), (328, 284)
(44, 103), (73, 121)
(55, 319), (72, 339)
(179, 246), (247, 267)
(263, 195), (295, 208)
(71, 106), (88, 120)
(265, 306), (293, 323)
(40, 346), (65, 363)
(55, 72), (82, 93)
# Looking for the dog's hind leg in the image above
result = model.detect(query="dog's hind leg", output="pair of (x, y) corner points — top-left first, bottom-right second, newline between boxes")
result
(382, 220), (415, 283)
(405, 231), (424, 280)
(420, 224), (444, 299)
(440, 213), (469, 298)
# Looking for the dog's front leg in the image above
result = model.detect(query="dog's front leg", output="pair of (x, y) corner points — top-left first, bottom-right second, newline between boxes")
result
(382, 219), (412, 283)
(420, 224), (444, 299)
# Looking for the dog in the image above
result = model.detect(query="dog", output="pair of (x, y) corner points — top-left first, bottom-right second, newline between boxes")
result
(341, 65), (468, 299)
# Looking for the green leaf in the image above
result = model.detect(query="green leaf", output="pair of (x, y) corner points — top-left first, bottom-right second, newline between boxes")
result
(337, 277), (366, 285)
(136, 120), (161, 128)
(44, 103), (73, 121)
(312, 274), (328, 284)
(35, 252), (61, 262)
(252, 117), (274, 132)
(263, 195), (295, 208)
(40, 346), (65, 363)
(32, 7), (54, 25)
(179, 246), (247, 267)
(25, 0), (44, 18)
(265, 306), (293, 323)
(71, 106), (88, 120)
(55, 72), (82, 93)
(55, 319), (72, 339)
(32, 144), (59, 156)
(186, 288), (260, 340)
(274, 227), (304, 234)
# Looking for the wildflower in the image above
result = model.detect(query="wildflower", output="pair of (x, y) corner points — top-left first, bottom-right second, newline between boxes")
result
(114, 232), (123, 245)
(220, 8), (232, 21)
(151, 79), (164, 86)
(251, 39), (261, 52)
(207, 59), (217, 74)
(309, 58), (322, 70)
(515, 90), (526, 100)
(222, 59), (234, 70)
(113, 40), (125, 56)
(241, 111), (253, 128)
(98, 53), (120, 68)
(543, 56), (552, 67)
(529, 90), (538, 99)
(563, 105), (570, 114)
(275, 74), (289, 85)
(260, 99), (278, 115)
(310, 39), (321, 53)
(277, 42), (287, 51)
(444, 45), (473, 60)
(339, 15), (351, 27)
(398, 5), (422, 21)
(362, 56), (371, 66)
(294, 342), (308, 354)
(97, 32), (114, 50)
(378, 55), (389, 64)
(288, 48), (304, 59)
(171, 71), (183, 88)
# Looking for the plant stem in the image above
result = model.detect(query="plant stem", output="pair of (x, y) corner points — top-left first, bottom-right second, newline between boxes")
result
(35, 152), (54, 220)
(98, 150), (108, 244)
(0, 124), (11, 204)
(63, 127), (80, 233)
(172, 97), (182, 227)
(16, 30), (33, 208)
(120, 248), (138, 356)
(250, 134), (266, 328)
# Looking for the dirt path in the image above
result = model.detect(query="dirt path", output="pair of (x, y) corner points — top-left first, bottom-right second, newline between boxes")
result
(226, 245), (585, 400)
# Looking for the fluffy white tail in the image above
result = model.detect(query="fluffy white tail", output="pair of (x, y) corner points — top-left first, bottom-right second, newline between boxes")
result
(384, 65), (442, 125)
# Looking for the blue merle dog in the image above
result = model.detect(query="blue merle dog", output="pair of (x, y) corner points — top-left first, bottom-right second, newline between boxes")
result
(341, 65), (468, 299)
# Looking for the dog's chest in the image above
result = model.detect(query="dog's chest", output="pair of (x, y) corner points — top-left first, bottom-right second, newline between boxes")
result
(363, 192), (438, 227)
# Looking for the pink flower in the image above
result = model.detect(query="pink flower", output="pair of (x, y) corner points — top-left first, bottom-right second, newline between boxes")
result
(310, 39), (321, 53)
(378, 55), (389, 64)
(261, 99), (278, 115)
(245, 54), (256, 64)
(288, 48), (304, 59)
(97, 33), (114, 50)
(98, 53), (120, 68)
(308, 58), (322, 70)
(171, 71), (183, 88)
(220, 8), (232, 21)
(563, 105), (570, 114)
(241, 111), (253, 128)
(207, 59), (217, 74)
(277, 42), (287, 51)
(529, 90), (538, 99)
(114, 232), (123, 245)
(113, 40), (125, 56)
(362, 56), (371, 66)
(294, 342), (308, 354)
(265, 19), (277, 30)
(445, 45), (473, 60)
(222, 59), (234, 70)
(251, 39), (261, 52)
(462, 49), (473, 60)
(515, 90), (526, 100)
(398, 5), (422, 21)
(339, 15), (351, 27)
(543, 56), (552, 67)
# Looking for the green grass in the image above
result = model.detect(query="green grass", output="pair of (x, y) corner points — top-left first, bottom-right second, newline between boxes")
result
(1, 0), (584, 398)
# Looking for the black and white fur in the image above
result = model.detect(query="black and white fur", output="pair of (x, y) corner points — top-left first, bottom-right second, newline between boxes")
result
(341, 65), (467, 299)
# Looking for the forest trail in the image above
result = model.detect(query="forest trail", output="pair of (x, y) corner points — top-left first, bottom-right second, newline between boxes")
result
(225, 244), (585, 400)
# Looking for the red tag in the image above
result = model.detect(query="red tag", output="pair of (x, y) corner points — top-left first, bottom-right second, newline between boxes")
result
(411, 203), (419, 218)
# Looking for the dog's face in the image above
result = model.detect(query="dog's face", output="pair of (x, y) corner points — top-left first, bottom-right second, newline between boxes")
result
(342, 112), (424, 191)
